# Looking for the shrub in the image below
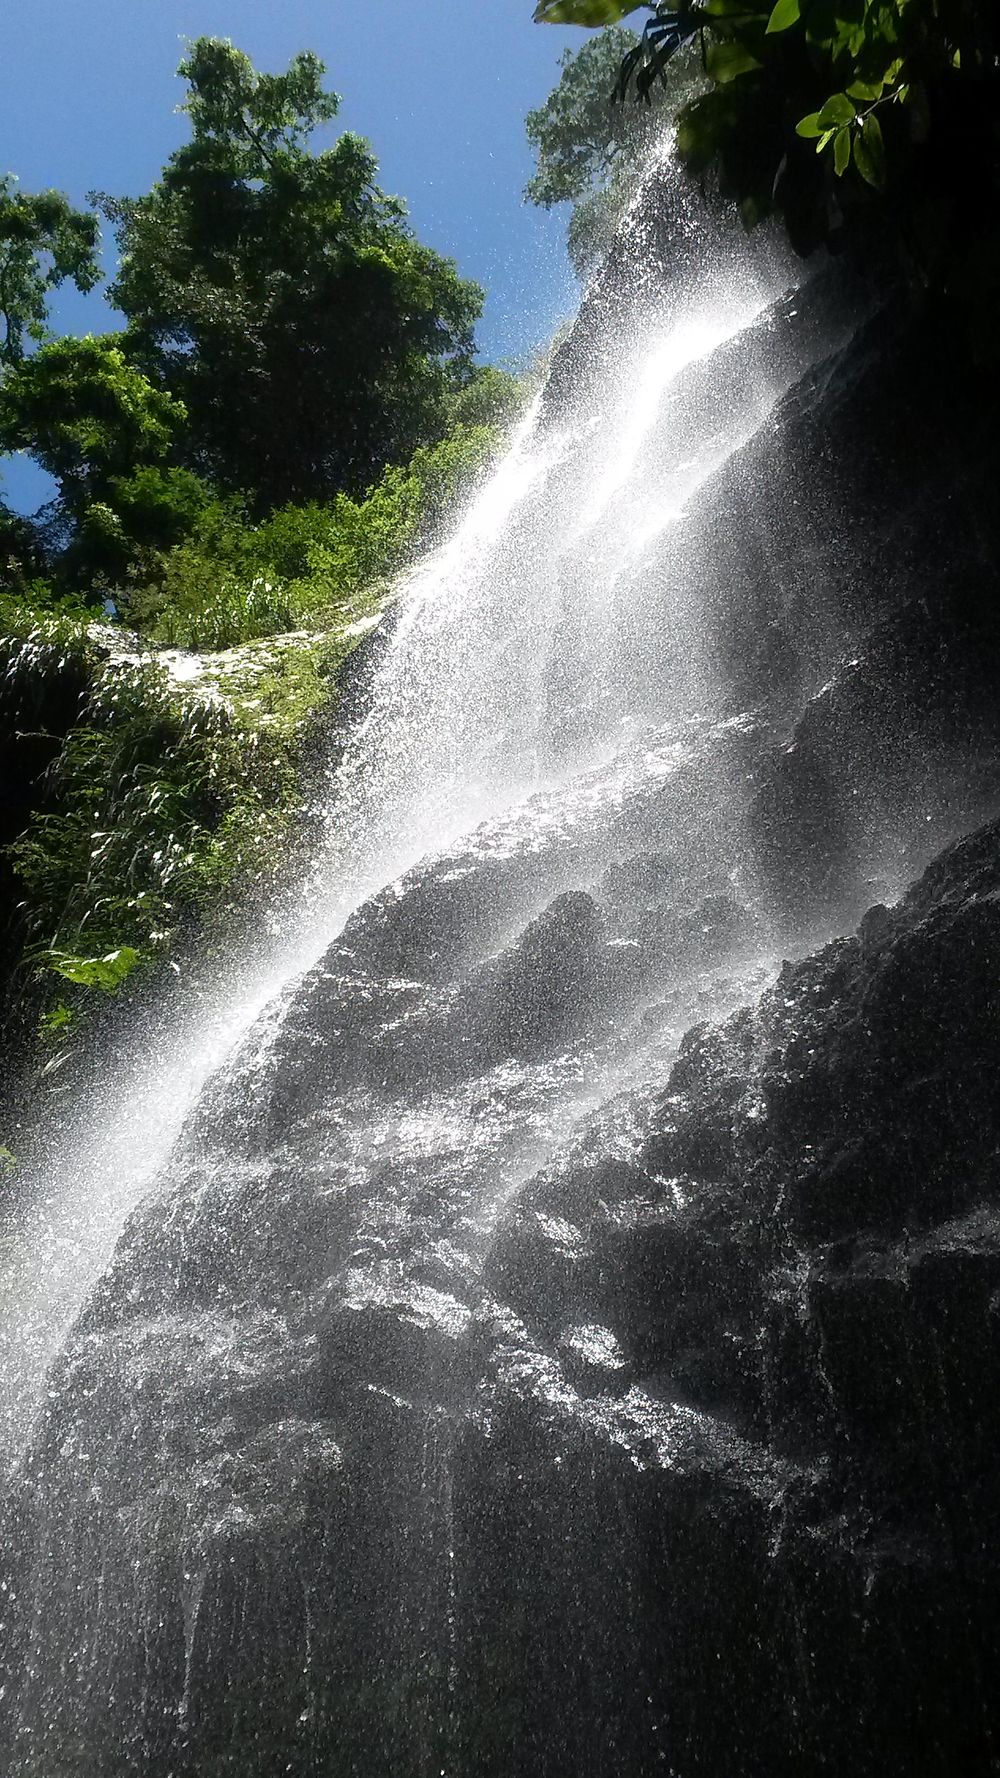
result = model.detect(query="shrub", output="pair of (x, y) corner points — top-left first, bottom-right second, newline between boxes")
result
(143, 419), (503, 651)
(2, 612), (345, 1036)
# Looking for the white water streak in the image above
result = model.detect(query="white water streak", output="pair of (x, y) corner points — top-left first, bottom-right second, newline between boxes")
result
(0, 172), (814, 1466)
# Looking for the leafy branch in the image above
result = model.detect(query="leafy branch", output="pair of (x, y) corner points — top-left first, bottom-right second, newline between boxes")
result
(534, 0), (1000, 279)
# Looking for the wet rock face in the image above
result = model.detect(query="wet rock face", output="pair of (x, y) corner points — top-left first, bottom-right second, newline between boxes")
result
(478, 814), (1000, 1776)
(616, 293), (1000, 927)
(0, 707), (781, 1778)
(8, 248), (1000, 1777)
(748, 583), (1000, 922)
(7, 784), (1000, 1775)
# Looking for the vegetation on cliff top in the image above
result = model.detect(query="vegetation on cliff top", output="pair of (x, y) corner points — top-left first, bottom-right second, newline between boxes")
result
(533, 0), (1000, 352)
(0, 409), (512, 1061)
(93, 40), (484, 513)
(525, 26), (705, 271)
(0, 39), (510, 603)
(0, 40), (522, 1072)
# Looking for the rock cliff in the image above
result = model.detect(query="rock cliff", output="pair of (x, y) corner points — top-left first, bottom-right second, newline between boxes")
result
(5, 191), (1000, 1778)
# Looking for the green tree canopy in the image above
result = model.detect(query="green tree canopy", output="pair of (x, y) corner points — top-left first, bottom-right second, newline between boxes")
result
(95, 39), (484, 512)
(534, 0), (1000, 317)
(0, 334), (198, 582)
(526, 27), (649, 213)
(0, 334), (183, 504)
(0, 176), (101, 367)
(525, 26), (702, 272)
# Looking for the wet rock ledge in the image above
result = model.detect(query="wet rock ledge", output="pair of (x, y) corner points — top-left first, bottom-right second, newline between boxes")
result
(7, 806), (1000, 1778)
(477, 808), (1000, 1777)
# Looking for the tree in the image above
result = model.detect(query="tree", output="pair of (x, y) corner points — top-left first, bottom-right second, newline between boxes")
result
(445, 364), (524, 432)
(96, 39), (484, 511)
(0, 334), (197, 583)
(0, 335), (182, 500)
(0, 176), (101, 367)
(525, 27), (673, 273)
(533, 0), (1000, 313)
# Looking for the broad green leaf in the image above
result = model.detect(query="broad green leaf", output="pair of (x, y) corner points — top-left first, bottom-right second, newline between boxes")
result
(833, 126), (851, 175)
(45, 946), (142, 992)
(846, 78), (883, 101)
(766, 0), (800, 31)
(796, 111), (824, 138)
(853, 111), (886, 188)
(533, 0), (642, 21)
(817, 92), (856, 127)
(705, 40), (763, 82)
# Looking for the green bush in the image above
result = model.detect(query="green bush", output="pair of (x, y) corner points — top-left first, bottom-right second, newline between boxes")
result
(153, 573), (298, 650)
(6, 626), (344, 1032)
(140, 419), (503, 651)
(0, 398), (520, 1054)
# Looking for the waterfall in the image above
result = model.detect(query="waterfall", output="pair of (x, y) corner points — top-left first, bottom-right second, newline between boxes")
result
(0, 162), (875, 1778)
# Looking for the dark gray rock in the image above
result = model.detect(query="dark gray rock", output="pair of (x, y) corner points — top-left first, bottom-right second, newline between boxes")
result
(8, 811), (1000, 1777)
(9, 193), (1000, 1778)
(479, 811), (1000, 1776)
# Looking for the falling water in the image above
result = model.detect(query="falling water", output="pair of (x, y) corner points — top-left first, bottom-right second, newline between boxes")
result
(0, 156), (871, 1777)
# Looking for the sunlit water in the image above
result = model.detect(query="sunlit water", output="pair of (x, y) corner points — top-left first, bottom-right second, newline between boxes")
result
(0, 145), (881, 1778)
(0, 181), (819, 1473)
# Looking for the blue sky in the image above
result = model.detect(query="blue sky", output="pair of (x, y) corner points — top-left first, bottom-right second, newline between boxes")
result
(2, 0), (584, 512)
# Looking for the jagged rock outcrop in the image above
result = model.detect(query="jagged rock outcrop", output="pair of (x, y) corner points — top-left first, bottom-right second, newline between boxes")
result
(681, 299), (1000, 918)
(7, 179), (1000, 1778)
(479, 810), (1000, 1776)
(6, 774), (1000, 1776)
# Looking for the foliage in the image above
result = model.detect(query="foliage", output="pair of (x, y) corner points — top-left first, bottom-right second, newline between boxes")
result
(44, 945), (142, 990)
(446, 364), (524, 433)
(0, 399), (511, 1046)
(38, 1002), (73, 1038)
(0, 335), (194, 584)
(9, 653), (231, 970)
(0, 335), (182, 494)
(0, 602), (96, 761)
(139, 419), (501, 649)
(5, 624), (344, 1020)
(533, 0), (1000, 294)
(0, 579), (100, 636)
(526, 27), (647, 209)
(151, 573), (297, 651)
(0, 501), (50, 591)
(0, 176), (101, 367)
(0, 44), (512, 615)
(0, 40), (525, 1066)
(76, 465), (218, 585)
(536, 0), (644, 18)
(95, 38), (485, 511)
(525, 27), (672, 271)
